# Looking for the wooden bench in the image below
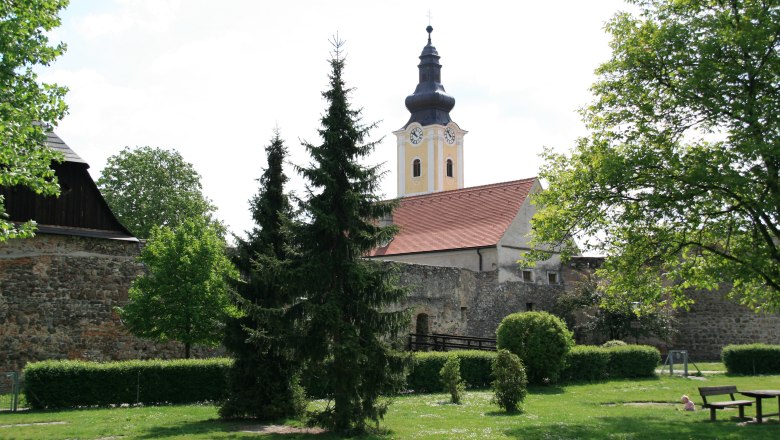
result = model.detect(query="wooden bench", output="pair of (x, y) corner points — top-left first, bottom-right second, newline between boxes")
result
(698, 386), (753, 421)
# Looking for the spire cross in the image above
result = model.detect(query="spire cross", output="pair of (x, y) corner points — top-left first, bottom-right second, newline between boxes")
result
(425, 11), (433, 44)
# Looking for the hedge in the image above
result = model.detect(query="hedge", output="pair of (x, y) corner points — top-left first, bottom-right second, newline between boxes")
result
(407, 350), (496, 393)
(561, 345), (660, 382)
(606, 345), (661, 378)
(561, 345), (610, 382)
(722, 344), (780, 375)
(23, 358), (231, 409)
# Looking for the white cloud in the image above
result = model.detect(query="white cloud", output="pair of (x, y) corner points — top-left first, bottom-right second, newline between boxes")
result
(47, 0), (633, 239)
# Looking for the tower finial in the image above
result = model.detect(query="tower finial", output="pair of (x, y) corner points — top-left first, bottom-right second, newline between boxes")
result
(426, 25), (433, 44)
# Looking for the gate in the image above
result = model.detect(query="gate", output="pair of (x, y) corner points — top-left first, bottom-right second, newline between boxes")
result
(1, 371), (21, 412)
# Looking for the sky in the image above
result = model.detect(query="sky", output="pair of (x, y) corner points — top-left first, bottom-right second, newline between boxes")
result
(43, 0), (636, 240)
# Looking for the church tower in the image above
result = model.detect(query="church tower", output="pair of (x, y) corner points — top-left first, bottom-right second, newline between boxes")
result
(395, 26), (466, 197)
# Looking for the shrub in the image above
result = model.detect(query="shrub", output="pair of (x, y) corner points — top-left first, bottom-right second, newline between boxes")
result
(407, 350), (495, 393)
(606, 345), (660, 378)
(722, 344), (780, 375)
(496, 312), (574, 384)
(601, 340), (627, 348)
(561, 345), (610, 382)
(440, 355), (465, 404)
(23, 358), (231, 409)
(491, 350), (527, 412)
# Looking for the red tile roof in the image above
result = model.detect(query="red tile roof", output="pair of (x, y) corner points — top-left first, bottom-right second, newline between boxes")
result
(369, 178), (537, 256)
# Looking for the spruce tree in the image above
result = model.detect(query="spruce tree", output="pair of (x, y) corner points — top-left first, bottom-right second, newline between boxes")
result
(220, 129), (304, 420)
(293, 38), (409, 434)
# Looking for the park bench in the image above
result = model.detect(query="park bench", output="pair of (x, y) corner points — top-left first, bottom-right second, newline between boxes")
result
(698, 385), (753, 421)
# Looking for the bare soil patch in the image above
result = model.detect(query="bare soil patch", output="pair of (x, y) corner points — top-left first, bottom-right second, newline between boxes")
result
(0, 421), (67, 428)
(239, 424), (327, 434)
(602, 401), (676, 407)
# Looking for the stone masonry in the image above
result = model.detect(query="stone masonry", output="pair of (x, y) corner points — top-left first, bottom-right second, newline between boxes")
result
(0, 234), (217, 373)
(2, 235), (779, 373)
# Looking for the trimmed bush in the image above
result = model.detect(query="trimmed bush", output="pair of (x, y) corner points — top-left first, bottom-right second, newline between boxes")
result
(601, 340), (627, 348)
(496, 312), (574, 384)
(23, 358), (231, 409)
(606, 345), (660, 378)
(562, 345), (610, 382)
(491, 350), (527, 412)
(722, 344), (780, 375)
(407, 350), (495, 393)
(440, 355), (465, 404)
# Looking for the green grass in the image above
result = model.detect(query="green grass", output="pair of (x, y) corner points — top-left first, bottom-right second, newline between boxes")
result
(657, 361), (727, 375)
(2, 374), (779, 439)
(694, 362), (726, 371)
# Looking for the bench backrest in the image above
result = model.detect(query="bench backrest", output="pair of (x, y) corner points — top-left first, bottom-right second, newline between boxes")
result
(699, 385), (738, 405)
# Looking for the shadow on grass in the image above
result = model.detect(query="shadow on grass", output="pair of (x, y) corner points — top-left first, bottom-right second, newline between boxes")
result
(527, 385), (565, 395)
(485, 409), (522, 417)
(503, 414), (776, 440)
(134, 418), (391, 439)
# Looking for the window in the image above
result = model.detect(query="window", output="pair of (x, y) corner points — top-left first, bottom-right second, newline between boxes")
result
(522, 270), (533, 282)
(526, 302), (534, 312)
(548, 272), (559, 284)
(446, 159), (453, 178)
(412, 159), (421, 177)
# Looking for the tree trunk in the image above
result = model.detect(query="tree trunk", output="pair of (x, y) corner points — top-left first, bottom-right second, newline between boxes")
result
(185, 342), (191, 359)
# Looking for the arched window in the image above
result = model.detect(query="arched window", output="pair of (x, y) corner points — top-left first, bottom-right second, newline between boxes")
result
(446, 159), (453, 178)
(412, 159), (421, 177)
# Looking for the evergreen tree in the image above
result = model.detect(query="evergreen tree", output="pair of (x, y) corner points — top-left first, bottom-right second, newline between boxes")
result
(292, 38), (408, 434)
(220, 129), (304, 420)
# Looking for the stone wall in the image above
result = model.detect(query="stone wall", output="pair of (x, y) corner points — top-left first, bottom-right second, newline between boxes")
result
(3, 236), (778, 373)
(0, 234), (218, 373)
(395, 262), (563, 338)
(672, 288), (780, 360)
(394, 260), (780, 361)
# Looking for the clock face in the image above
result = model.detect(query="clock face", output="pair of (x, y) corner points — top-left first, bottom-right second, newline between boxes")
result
(410, 127), (423, 145)
(444, 127), (456, 144)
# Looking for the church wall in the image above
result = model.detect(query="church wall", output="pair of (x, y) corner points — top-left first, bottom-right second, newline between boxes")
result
(373, 248), (497, 273)
(496, 181), (562, 283)
(0, 234), (219, 373)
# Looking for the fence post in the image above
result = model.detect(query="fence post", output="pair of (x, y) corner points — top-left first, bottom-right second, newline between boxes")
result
(11, 371), (19, 412)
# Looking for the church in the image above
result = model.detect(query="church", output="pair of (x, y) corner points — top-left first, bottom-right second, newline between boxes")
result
(368, 26), (562, 286)
(369, 26), (780, 359)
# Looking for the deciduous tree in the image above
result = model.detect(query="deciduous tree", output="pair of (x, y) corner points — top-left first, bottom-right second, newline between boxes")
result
(117, 217), (238, 358)
(291, 38), (408, 434)
(97, 146), (216, 238)
(529, 0), (780, 311)
(0, 0), (69, 240)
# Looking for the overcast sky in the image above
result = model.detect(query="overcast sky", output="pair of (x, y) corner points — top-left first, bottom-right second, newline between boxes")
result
(44, 0), (634, 240)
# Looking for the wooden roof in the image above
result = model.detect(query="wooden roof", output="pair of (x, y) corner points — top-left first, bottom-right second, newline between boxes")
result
(369, 178), (536, 256)
(0, 131), (135, 241)
(46, 131), (86, 164)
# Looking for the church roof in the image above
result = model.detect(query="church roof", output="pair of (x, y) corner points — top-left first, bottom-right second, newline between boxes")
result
(369, 178), (537, 256)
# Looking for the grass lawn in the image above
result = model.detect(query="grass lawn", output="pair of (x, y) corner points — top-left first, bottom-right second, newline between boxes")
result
(2, 374), (779, 439)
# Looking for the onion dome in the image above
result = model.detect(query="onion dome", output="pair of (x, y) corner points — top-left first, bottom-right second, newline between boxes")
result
(403, 26), (456, 128)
